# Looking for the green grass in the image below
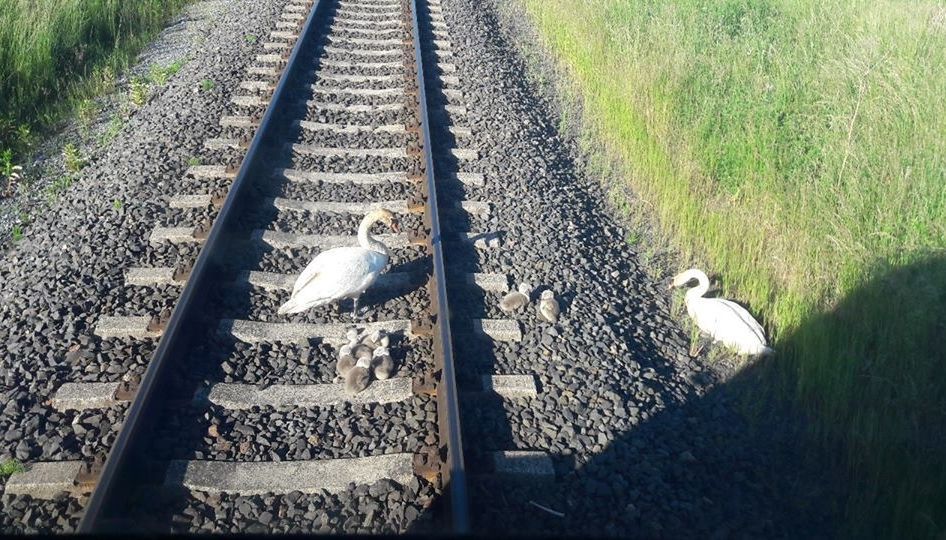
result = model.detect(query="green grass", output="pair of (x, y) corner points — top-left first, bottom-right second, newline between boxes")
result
(148, 59), (185, 86)
(0, 0), (189, 157)
(129, 77), (149, 107)
(0, 459), (24, 479)
(521, 0), (946, 535)
(62, 143), (84, 173)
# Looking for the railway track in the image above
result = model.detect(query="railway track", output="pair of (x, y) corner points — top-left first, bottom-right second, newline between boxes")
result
(3, 0), (555, 533)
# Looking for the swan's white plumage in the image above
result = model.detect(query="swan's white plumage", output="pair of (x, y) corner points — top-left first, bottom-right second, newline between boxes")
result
(672, 268), (772, 356)
(278, 210), (395, 315)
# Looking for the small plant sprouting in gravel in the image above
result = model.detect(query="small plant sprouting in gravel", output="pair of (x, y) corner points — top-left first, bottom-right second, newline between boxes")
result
(187, 156), (201, 166)
(10, 225), (23, 243)
(92, 65), (118, 95)
(63, 143), (85, 173)
(130, 76), (149, 106)
(200, 79), (216, 92)
(100, 115), (124, 145)
(1, 149), (23, 198)
(245, 34), (258, 44)
(45, 175), (77, 202)
(15, 124), (32, 152)
(113, 199), (124, 210)
(0, 459), (24, 479)
(76, 99), (100, 134)
(149, 59), (185, 86)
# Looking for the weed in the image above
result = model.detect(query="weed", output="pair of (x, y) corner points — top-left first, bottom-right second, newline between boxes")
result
(0, 459), (24, 479)
(687, 323), (703, 357)
(148, 59), (185, 86)
(100, 115), (124, 145)
(10, 225), (23, 243)
(45, 174), (77, 202)
(14, 124), (31, 152)
(129, 77), (149, 107)
(63, 143), (85, 173)
(186, 156), (201, 167)
(669, 288), (686, 318)
(1, 149), (23, 197)
(76, 99), (100, 131)
(245, 34), (258, 44)
(199, 79), (216, 92)
(112, 199), (123, 210)
(0, 118), (32, 157)
(90, 65), (118, 96)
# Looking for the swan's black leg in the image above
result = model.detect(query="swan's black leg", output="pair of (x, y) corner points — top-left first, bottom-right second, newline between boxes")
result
(352, 296), (368, 321)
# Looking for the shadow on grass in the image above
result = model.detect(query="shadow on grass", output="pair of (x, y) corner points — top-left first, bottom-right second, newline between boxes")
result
(466, 253), (946, 538)
(775, 253), (946, 538)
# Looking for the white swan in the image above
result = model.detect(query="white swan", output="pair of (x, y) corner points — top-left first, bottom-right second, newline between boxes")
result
(670, 268), (773, 356)
(278, 209), (399, 317)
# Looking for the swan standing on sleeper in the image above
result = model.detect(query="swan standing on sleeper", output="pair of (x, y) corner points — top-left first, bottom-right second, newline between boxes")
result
(670, 268), (773, 356)
(278, 209), (399, 318)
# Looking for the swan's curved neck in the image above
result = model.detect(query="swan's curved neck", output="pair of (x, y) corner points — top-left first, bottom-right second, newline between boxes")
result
(684, 270), (710, 301)
(358, 217), (388, 256)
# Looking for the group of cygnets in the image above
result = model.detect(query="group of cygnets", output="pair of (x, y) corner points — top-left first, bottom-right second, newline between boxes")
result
(499, 283), (560, 323)
(336, 328), (394, 394)
(276, 210), (772, 395)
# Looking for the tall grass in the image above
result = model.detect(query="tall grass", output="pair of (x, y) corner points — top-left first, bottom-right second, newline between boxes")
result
(0, 0), (188, 154)
(520, 0), (946, 534)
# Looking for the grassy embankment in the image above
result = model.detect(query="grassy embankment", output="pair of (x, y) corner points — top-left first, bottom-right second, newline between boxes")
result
(0, 0), (189, 157)
(521, 0), (946, 535)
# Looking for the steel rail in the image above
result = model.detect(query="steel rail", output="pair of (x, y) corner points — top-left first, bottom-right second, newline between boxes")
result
(76, 0), (323, 531)
(408, 0), (471, 532)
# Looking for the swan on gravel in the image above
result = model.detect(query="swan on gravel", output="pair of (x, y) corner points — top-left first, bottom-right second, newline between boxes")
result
(670, 268), (773, 356)
(499, 283), (532, 313)
(538, 289), (560, 323)
(278, 209), (399, 318)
